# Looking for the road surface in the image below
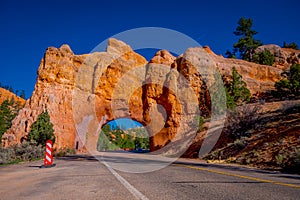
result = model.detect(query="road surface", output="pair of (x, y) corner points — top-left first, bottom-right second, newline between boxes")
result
(0, 152), (299, 200)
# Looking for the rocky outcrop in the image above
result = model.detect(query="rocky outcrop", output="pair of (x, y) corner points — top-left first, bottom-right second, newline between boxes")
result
(2, 44), (87, 148)
(2, 39), (148, 151)
(0, 88), (25, 106)
(2, 39), (286, 153)
(206, 47), (283, 96)
(255, 44), (300, 69)
(144, 50), (178, 150)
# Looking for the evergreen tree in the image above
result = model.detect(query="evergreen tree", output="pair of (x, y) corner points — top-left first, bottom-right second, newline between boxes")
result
(0, 100), (18, 138)
(253, 49), (275, 66)
(8, 86), (13, 93)
(225, 67), (251, 108)
(27, 111), (55, 146)
(275, 64), (300, 97)
(97, 122), (150, 151)
(97, 132), (111, 151)
(209, 69), (227, 114)
(115, 130), (122, 146)
(225, 88), (235, 109)
(283, 41), (299, 50)
(225, 50), (236, 58)
(20, 90), (26, 99)
(123, 139), (135, 149)
(231, 17), (262, 61)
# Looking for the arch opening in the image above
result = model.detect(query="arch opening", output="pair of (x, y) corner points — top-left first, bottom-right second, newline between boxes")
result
(97, 118), (150, 152)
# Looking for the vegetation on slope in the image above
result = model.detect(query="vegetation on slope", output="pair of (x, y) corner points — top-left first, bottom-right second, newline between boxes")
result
(97, 124), (149, 151)
(203, 104), (300, 174)
(275, 63), (300, 98)
(28, 111), (56, 147)
(0, 83), (26, 99)
(0, 99), (23, 139)
(226, 17), (298, 66)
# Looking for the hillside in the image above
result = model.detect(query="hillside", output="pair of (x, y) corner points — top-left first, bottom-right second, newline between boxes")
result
(0, 88), (26, 106)
(201, 102), (300, 173)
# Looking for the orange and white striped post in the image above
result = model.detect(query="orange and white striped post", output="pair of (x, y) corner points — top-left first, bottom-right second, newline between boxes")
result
(40, 140), (56, 168)
(44, 140), (53, 165)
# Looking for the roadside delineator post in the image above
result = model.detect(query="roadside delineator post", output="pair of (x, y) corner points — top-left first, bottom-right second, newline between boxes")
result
(40, 140), (56, 168)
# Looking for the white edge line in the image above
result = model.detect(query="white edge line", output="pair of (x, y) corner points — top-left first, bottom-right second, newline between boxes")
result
(101, 160), (149, 200)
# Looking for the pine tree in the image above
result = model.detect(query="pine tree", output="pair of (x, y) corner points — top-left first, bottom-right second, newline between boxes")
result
(231, 17), (262, 61)
(225, 67), (251, 108)
(0, 100), (18, 138)
(20, 90), (26, 99)
(209, 69), (227, 114)
(97, 132), (111, 151)
(283, 41), (299, 50)
(275, 64), (300, 97)
(27, 111), (55, 146)
(253, 49), (275, 66)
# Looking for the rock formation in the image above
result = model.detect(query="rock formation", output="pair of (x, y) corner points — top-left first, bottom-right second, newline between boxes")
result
(0, 88), (25, 106)
(2, 39), (289, 154)
(255, 44), (300, 69)
(2, 45), (87, 148)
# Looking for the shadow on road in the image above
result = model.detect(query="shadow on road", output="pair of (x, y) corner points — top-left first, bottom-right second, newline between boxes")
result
(277, 175), (300, 180)
(55, 155), (98, 162)
(173, 181), (262, 184)
(174, 160), (281, 175)
(28, 165), (41, 168)
(53, 153), (300, 181)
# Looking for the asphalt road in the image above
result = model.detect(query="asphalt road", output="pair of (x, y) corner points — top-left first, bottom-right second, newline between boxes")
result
(0, 152), (299, 200)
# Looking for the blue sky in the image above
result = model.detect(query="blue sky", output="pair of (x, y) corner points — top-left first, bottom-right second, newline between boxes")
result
(0, 0), (299, 99)
(107, 118), (143, 130)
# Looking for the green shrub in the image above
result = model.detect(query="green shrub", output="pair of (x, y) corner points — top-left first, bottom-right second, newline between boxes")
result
(28, 110), (56, 147)
(97, 124), (150, 151)
(225, 67), (251, 109)
(283, 41), (299, 50)
(193, 115), (204, 132)
(233, 138), (248, 149)
(0, 99), (21, 139)
(278, 149), (300, 174)
(275, 154), (285, 166)
(0, 141), (44, 165)
(253, 49), (275, 66)
(275, 64), (300, 97)
(273, 147), (300, 173)
(209, 69), (228, 115)
(223, 104), (261, 140)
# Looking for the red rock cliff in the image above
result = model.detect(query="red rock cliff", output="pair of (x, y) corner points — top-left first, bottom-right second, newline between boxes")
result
(2, 39), (290, 153)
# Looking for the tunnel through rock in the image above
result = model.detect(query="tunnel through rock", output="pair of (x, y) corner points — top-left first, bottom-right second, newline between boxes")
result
(97, 118), (150, 152)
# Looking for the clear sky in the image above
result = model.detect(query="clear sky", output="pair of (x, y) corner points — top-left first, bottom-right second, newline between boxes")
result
(0, 0), (299, 99)
(108, 118), (143, 130)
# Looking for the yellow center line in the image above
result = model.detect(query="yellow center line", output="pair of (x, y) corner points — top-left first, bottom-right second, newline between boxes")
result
(173, 164), (300, 189)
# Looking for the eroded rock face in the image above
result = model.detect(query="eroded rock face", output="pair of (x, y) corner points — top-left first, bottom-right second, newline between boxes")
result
(0, 88), (25, 106)
(2, 40), (285, 153)
(2, 44), (86, 148)
(2, 39), (148, 151)
(144, 50), (178, 150)
(255, 44), (300, 69)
